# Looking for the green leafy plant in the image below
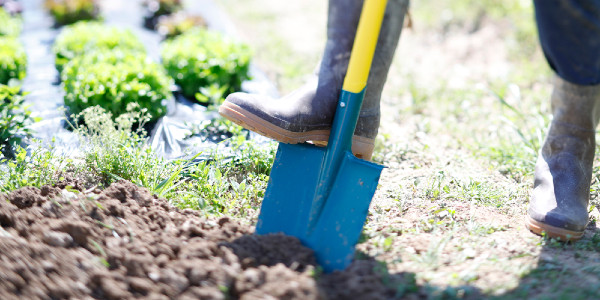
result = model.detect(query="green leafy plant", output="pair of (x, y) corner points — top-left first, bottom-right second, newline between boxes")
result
(144, 0), (182, 17)
(188, 117), (245, 142)
(143, 0), (182, 29)
(0, 145), (67, 192)
(0, 85), (37, 158)
(69, 104), (195, 198)
(61, 50), (172, 122)
(161, 28), (252, 104)
(171, 137), (275, 214)
(1, 101), (275, 215)
(0, 36), (26, 84)
(44, 0), (99, 26)
(0, 6), (21, 36)
(69, 105), (166, 188)
(156, 12), (206, 39)
(53, 22), (146, 71)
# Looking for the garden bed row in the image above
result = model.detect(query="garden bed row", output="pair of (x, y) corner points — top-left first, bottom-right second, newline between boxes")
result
(3, 0), (279, 206)
(7, 0), (276, 161)
(53, 20), (251, 121)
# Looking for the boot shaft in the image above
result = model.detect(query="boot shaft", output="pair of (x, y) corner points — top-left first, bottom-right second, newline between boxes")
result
(551, 76), (600, 130)
(544, 76), (600, 165)
(528, 76), (600, 238)
(318, 0), (409, 138)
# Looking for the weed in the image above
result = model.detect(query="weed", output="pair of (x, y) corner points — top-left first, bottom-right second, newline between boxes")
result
(64, 104), (273, 214)
(0, 145), (67, 192)
(68, 105), (183, 195)
(466, 219), (507, 236)
(425, 171), (449, 200)
(410, 233), (453, 268)
(174, 138), (274, 216)
(90, 239), (109, 267)
(372, 133), (413, 164)
(478, 83), (549, 182)
(422, 169), (509, 208)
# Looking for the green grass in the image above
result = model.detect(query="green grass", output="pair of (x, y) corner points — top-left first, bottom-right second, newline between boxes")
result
(417, 169), (516, 208)
(0, 145), (68, 192)
(381, 0), (552, 187)
(1, 105), (275, 217)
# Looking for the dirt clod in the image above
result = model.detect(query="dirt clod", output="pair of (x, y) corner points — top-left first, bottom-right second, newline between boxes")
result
(8, 186), (45, 209)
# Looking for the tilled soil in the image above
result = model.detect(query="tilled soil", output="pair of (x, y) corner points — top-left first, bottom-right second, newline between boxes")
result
(0, 181), (412, 299)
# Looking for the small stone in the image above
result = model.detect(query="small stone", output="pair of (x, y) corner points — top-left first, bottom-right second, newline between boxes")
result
(128, 277), (154, 295)
(43, 231), (74, 248)
(148, 272), (160, 282)
(41, 260), (57, 273)
(61, 190), (78, 201)
(463, 248), (477, 259)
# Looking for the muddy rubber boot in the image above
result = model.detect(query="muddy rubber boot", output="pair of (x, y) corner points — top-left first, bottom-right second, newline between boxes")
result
(526, 76), (600, 241)
(219, 0), (408, 160)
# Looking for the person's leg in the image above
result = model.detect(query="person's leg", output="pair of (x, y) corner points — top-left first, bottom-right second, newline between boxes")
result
(527, 0), (600, 241)
(219, 0), (408, 160)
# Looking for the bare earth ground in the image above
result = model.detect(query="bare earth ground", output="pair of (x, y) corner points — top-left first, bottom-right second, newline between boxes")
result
(0, 181), (417, 299)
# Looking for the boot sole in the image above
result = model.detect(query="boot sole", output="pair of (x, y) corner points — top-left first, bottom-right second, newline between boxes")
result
(219, 102), (375, 160)
(525, 215), (584, 241)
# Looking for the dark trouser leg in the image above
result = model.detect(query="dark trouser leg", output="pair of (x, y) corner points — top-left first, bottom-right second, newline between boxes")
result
(535, 0), (600, 85)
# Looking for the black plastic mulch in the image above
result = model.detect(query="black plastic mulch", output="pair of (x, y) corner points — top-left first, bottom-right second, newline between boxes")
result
(19, 0), (278, 160)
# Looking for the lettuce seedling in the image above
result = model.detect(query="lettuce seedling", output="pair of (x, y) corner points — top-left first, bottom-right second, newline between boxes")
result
(0, 7), (21, 36)
(0, 36), (26, 85)
(0, 85), (36, 158)
(44, 0), (99, 26)
(53, 22), (146, 72)
(143, 0), (182, 29)
(156, 12), (206, 39)
(61, 50), (172, 123)
(161, 28), (251, 104)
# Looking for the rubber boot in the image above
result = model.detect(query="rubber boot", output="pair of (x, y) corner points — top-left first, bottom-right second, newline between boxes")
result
(219, 0), (408, 160)
(526, 76), (600, 241)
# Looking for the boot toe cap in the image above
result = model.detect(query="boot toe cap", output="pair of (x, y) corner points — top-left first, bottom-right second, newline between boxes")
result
(528, 206), (588, 232)
(224, 92), (262, 108)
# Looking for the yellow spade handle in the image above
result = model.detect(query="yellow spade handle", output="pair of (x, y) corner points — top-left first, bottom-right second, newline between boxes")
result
(342, 0), (388, 93)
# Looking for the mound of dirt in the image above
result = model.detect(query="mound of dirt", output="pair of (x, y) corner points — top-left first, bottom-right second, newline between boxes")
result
(0, 181), (409, 299)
